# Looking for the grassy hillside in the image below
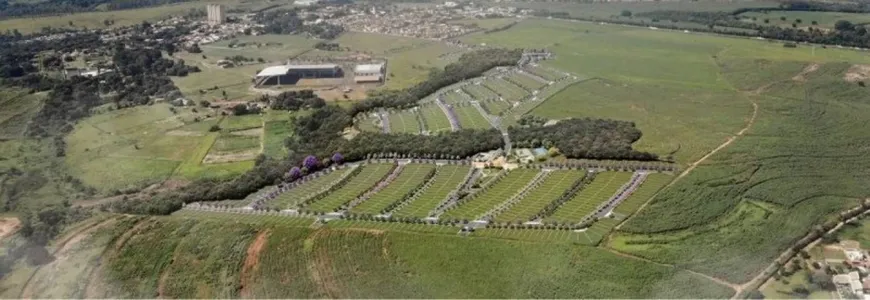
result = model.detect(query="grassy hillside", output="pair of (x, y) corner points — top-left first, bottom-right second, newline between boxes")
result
(8, 215), (734, 298)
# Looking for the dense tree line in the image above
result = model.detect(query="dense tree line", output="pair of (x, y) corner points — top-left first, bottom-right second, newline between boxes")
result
(509, 118), (657, 161)
(350, 48), (522, 115)
(340, 130), (503, 161)
(260, 90), (326, 110)
(0, 0), (192, 19)
(253, 9), (344, 39)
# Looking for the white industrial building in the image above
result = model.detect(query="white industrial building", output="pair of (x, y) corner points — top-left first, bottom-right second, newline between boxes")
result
(255, 64), (343, 86)
(207, 4), (225, 26)
(354, 63), (385, 83)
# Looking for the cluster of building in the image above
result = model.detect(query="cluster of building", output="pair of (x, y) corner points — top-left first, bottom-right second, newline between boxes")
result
(304, 3), (532, 40)
(832, 241), (870, 299)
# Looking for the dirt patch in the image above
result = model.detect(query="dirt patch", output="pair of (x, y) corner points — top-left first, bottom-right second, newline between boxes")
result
(240, 230), (271, 299)
(166, 130), (205, 137)
(845, 64), (870, 83)
(202, 150), (259, 164)
(0, 217), (21, 240)
(316, 88), (368, 101)
(792, 63), (820, 82)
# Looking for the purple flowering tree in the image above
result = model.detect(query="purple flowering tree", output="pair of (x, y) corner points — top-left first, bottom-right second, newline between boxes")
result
(303, 155), (319, 170)
(288, 167), (302, 180)
(332, 153), (344, 164)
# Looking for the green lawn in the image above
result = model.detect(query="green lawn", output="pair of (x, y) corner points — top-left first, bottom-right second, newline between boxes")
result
(444, 169), (539, 220)
(268, 167), (358, 209)
(612, 173), (673, 216)
(306, 164), (395, 212)
(483, 78), (527, 102)
(494, 170), (585, 223)
(394, 164), (470, 218)
(419, 105), (452, 133)
(388, 110), (421, 134)
(351, 164), (436, 215)
(453, 105), (491, 130)
(547, 172), (633, 223)
(739, 11), (870, 30)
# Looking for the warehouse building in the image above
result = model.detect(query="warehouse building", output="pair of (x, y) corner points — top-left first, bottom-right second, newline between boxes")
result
(354, 63), (385, 83)
(254, 64), (343, 86)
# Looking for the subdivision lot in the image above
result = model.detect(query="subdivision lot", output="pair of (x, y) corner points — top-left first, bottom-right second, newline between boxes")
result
(393, 165), (469, 218)
(306, 164), (395, 212)
(352, 164), (436, 215)
(547, 172), (633, 223)
(444, 169), (539, 220)
(494, 170), (585, 223)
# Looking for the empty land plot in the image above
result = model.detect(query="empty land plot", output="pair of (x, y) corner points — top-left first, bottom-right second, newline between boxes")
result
(482, 100), (512, 115)
(612, 173), (672, 216)
(221, 115), (263, 131)
(306, 164), (395, 212)
(494, 170), (585, 223)
(352, 164), (436, 214)
(463, 84), (499, 101)
(454, 105), (491, 130)
(444, 169), (539, 220)
(581, 217), (621, 246)
(268, 168), (357, 209)
(484, 78), (528, 102)
(525, 66), (563, 81)
(393, 165), (469, 218)
(210, 134), (260, 153)
(263, 120), (291, 158)
(420, 106), (452, 133)
(508, 73), (547, 91)
(388, 111), (421, 134)
(547, 172), (633, 223)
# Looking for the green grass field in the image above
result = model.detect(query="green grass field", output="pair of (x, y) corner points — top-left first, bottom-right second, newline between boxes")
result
(263, 120), (292, 158)
(419, 105), (452, 133)
(462, 84), (499, 101)
(481, 100), (512, 116)
(441, 91), (466, 105)
(444, 169), (539, 220)
(388, 110), (421, 134)
(547, 172), (633, 223)
(453, 105), (491, 130)
(210, 133), (260, 153)
(524, 66), (563, 81)
(393, 165), (469, 218)
(484, 78), (527, 102)
(507, 73), (546, 91)
(306, 164), (395, 212)
(351, 164), (435, 215)
(494, 170), (585, 223)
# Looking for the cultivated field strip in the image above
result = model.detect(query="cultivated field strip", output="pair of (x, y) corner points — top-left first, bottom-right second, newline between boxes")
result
(306, 163), (395, 212)
(612, 173), (673, 216)
(351, 164), (437, 215)
(419, 105), (452, 133)
(267, 167), (357, 209)
(443, 168), (539, 220)
(172, 210), (316, 227)
(493, 170), (585, 223)
(326, 220), (459, 235)
(454, 105), (491, 130)
(393, 165), (470, 218)
(546, 172), (634, 223)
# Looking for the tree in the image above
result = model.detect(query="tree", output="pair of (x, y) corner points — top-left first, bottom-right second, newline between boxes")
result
(780, 16), (787, 21)
(764, 18), (770, 24)
(811, 20), (818, 25)
(209, 125), (221, 132)
(835, 20), (854, 31)
(620, 10), (632, 17)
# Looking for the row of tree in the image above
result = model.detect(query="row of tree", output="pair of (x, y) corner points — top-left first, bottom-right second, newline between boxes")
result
(0, 0), (192, 19)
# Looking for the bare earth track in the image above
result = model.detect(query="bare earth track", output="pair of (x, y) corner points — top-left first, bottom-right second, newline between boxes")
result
(240, 229), (271, 298)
